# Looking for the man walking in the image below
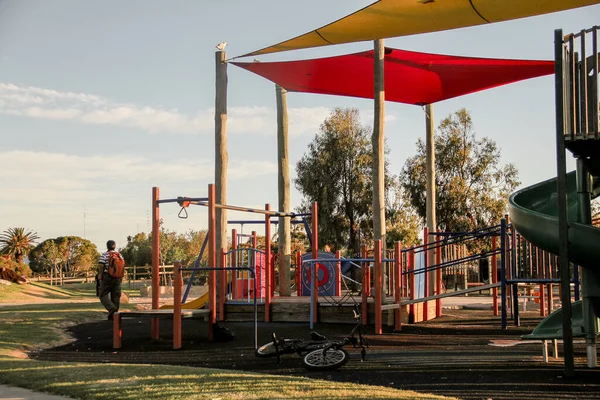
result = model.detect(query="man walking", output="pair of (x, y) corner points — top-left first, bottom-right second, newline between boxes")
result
(98, 240), (124, 320)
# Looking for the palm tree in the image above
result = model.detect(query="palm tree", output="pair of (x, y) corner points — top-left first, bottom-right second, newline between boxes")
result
(0, 227), (40, 263)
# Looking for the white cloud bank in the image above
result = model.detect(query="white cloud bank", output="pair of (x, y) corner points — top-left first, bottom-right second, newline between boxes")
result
(0, 150), (277, 204)
(0, 82), (331, 136)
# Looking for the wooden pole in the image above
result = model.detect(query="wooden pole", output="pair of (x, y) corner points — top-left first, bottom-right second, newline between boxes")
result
(372, 39), (386, 251)
(151, 187), (160, 340)
(276, 84), (292, 297)
(215, 50), (228, 268)
(425, 104), (437, 298)
(374, 240), (382, 335)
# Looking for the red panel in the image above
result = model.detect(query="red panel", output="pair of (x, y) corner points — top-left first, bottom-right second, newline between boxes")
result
(233, 48), (554, 105)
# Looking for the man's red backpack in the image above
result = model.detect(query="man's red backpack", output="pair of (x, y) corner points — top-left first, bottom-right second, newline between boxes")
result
(107, 251), (125, 279)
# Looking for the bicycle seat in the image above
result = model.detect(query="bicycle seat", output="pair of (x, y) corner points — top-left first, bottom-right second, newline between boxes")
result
(310, 331), (327, 341)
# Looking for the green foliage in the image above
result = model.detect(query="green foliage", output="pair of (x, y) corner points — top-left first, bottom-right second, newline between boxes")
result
(385, 180), (422, 247)
(400, 108), (520, 236)
(122, 232), (152, 267)
(121, 229), (209, 268)
(0, 227), (39, 263)
(295, 108), (419, 255)
(295, 108), (372, 255)
(0, 257), (31, 277)
(29, 236), (99, 275)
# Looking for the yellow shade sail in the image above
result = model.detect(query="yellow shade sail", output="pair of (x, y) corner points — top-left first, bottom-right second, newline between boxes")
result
(242, 0), (599, 57)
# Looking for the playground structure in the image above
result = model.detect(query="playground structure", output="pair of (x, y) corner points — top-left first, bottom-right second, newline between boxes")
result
(132, 183), (592, 349)
(509, 26), (600, 372)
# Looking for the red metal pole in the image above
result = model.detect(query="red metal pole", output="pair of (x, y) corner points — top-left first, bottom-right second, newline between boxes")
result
(394, 241), (402, 331)
(374, 240), (382, 334)
(409, 248), (415, 323)
(173, 261), (182, 350)
(232, 228), (237, 300)
(151, 187), (160, 340)
(423, 227), (429, 322)
(296, 251), (302, 296)
(219, 248), (226, 321)
(265, 204), (271, 322)
(208, 184), (217, 341)
(252, 231), (258, 299)
(436, 237), (442, 318)
(311, 202), (319, 324)
(335, 250), (342, 296)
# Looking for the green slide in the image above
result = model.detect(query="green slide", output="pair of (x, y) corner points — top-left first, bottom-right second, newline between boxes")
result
(508, 169), (600, 313)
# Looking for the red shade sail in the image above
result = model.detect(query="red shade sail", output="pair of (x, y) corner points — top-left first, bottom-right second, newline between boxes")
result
(233, 48), (554, 105)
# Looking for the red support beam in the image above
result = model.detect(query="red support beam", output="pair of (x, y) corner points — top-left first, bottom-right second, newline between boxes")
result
(374, 240), (382, 335)
(173, 261), (182, 350)
(232, 229), (237, 300)
(361, 244), (368, 326)
(436, 239), (442, 318)
(296, 251), (302, 296)
(394, 241), (402, 331)
(265, 204), (272, 322)
(423, 227), (430, 322)
(208, 184), (217, 341)
(220, 248), (226, 321)
(311, 202), (319, 324)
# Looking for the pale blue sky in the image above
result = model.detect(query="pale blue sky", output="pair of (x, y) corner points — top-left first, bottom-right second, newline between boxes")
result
(1, 1), (598, 251)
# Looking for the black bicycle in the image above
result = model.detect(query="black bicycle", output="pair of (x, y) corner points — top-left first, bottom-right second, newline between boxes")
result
(255, 308), (367, 370)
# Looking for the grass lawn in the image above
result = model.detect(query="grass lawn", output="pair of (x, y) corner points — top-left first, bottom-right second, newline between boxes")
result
(0, 285), (454, 399)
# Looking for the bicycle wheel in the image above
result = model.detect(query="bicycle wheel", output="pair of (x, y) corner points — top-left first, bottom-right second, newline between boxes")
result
(301, 348), (349, 370)
(255, 339), (296, 358)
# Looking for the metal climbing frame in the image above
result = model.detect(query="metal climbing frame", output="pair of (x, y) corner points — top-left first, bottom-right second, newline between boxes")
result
(554, 25), (600, 375)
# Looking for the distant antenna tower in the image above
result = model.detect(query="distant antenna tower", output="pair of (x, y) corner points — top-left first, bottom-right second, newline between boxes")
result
(146, 210), (150, 233)
(83, 205), (87, 239)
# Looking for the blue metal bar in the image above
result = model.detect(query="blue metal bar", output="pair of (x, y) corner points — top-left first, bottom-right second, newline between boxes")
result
(182, 233), (209, 303)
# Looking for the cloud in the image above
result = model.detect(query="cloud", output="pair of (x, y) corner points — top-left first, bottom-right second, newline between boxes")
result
(0, 82), (329, 136)
(0, 150), (277, 205)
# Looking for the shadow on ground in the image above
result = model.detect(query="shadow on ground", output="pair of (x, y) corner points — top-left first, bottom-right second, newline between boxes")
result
(33, 308), (600, 400)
